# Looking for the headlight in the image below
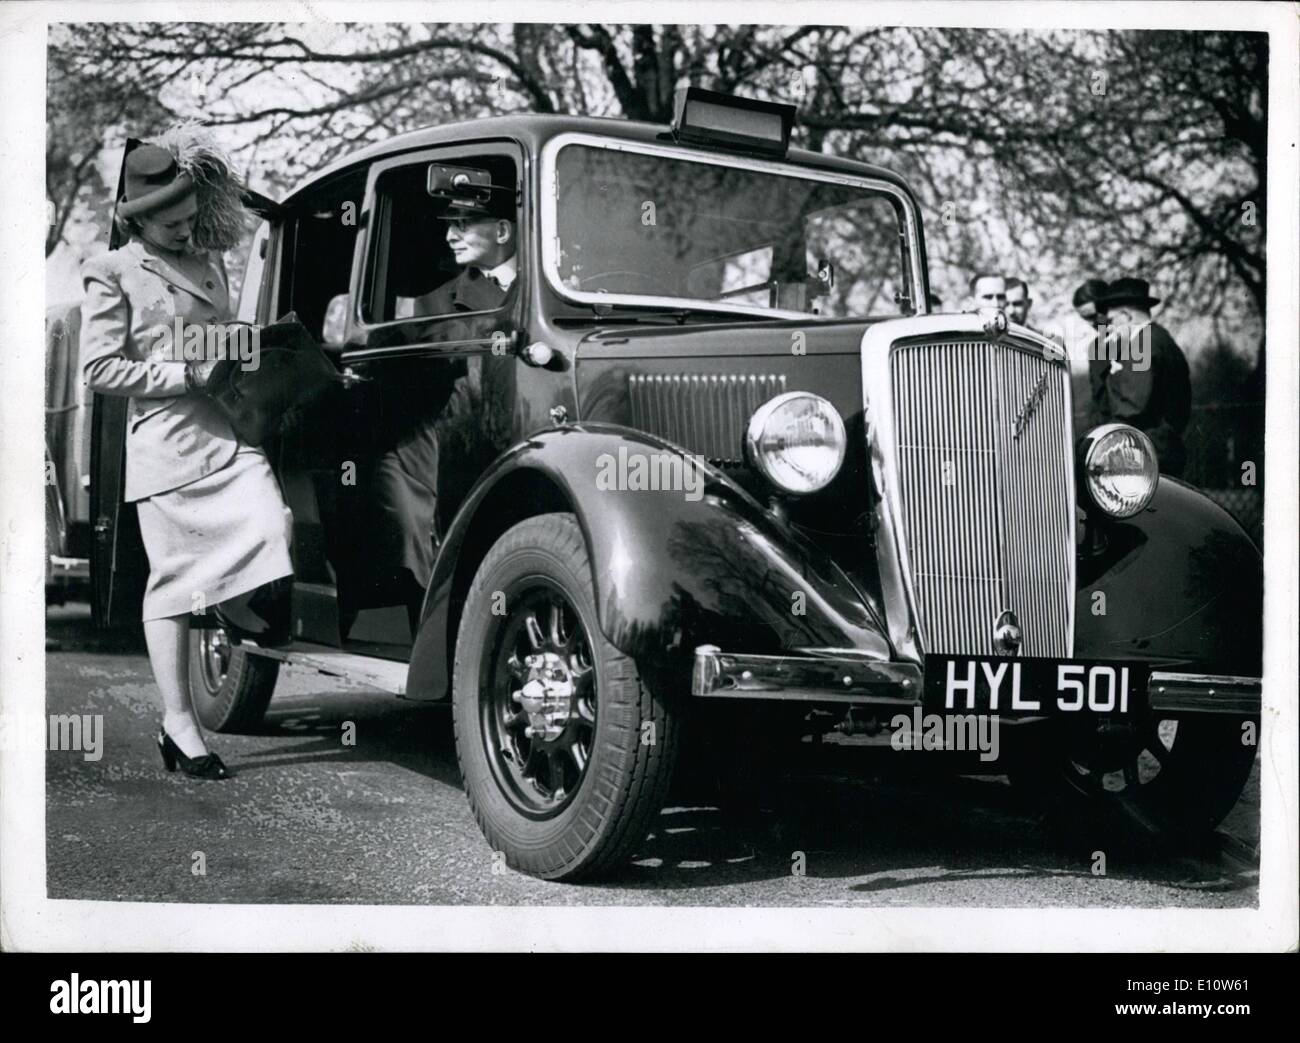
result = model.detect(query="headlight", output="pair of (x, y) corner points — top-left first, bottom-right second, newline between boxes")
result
(1079, 423), (1159, 518)
(745, 392), (846, 495)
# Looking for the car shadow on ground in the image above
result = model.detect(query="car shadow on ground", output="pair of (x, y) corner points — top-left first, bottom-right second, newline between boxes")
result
(603, 765), (1258, 898)
(248, 687), (1258, 899)
(240, 693), (463, 791)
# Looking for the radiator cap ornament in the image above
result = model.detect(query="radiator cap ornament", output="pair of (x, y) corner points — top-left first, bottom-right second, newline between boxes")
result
(993, 609), (1022, 654)
(979, 307), (1009, 343)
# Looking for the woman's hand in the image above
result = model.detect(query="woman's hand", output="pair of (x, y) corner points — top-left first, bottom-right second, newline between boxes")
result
(184, 357), (222, 394)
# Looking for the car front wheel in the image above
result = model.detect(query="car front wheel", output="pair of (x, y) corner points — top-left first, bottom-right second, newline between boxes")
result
(452, 513), (679, 881)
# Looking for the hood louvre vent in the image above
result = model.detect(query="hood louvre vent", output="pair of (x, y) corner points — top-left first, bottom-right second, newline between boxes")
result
(628, 373), (786, 466)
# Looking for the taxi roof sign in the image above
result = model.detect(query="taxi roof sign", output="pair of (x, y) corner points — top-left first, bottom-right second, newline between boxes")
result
(670, 87), (795, 157)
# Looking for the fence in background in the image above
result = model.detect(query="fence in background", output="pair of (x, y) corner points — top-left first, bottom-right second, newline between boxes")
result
(1183, 402), (1265, 548)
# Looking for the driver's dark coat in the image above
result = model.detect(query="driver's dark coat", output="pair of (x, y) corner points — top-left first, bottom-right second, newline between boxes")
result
(374, 267), (509, 597)
(409, 265), (505, 318)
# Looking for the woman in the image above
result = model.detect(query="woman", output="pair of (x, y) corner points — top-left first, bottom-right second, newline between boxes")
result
(81, 124), (293, 780)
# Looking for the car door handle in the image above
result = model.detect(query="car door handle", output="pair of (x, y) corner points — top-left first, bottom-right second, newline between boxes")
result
(339, 367), (371, 389)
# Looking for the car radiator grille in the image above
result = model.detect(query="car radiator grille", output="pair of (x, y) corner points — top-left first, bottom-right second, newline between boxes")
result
(890, 340), (1073, 657)
(628, 373), (786, 466)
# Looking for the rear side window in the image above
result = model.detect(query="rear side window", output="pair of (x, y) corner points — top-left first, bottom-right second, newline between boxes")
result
(279, 169), (367, 339)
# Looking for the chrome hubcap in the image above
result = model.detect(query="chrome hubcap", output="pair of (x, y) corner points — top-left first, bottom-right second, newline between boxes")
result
(484, 585), (597, 817)
(514, 651), (577, 741)
(199, 626), (231, 693)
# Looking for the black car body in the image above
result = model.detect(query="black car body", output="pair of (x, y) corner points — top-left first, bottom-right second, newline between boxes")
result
(90, 91), (1263, 880)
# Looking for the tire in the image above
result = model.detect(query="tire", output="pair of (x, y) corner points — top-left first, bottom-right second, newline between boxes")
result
(452, 513), (679, 881)
(187, 624), (280, 733)
(1007, 712), (1257, 841)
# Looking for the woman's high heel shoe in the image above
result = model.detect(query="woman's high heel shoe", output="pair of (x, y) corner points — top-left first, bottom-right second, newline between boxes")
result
(157, 728), (233, 780)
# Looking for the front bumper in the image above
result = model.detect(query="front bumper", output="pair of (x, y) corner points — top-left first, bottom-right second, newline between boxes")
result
(692, 646), (921, 705)
(1146, 672), (1263, 715)
(691, 647), (1261, 716)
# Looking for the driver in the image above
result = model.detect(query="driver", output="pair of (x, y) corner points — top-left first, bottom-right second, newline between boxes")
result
(412, 189), (517, 315)
(372, 181), (517, 634)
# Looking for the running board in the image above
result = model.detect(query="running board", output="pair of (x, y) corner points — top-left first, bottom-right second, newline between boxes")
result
(244, 640), (408, 695)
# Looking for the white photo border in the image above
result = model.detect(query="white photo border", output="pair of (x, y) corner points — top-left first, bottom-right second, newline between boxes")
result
(2, 0), (1295, 952)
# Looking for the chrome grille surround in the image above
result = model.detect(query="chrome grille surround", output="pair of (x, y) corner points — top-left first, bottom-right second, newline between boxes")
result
(861, 318), (1075, 662)
(628, 373), (786, 466)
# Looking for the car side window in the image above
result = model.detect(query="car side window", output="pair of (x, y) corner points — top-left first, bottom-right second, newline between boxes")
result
(364, 153), (519, 325)
(281, 169), (367, 340)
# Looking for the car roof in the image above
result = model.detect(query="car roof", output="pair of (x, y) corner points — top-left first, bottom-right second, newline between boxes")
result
(282, 112), (913, 204)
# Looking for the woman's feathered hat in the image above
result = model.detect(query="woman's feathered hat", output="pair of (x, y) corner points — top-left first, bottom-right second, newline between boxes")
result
(112, 122), (247, 251)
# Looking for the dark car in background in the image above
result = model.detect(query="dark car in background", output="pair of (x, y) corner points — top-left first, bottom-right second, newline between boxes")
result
(87, 89), (1264, 881)
(46, 300), (91, 604)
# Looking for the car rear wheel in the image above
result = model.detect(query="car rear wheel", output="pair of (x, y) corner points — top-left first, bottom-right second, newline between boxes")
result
(453, 513), (679, 881)
(1008, 713), (1257, 841)
(187, 624), (280, 733)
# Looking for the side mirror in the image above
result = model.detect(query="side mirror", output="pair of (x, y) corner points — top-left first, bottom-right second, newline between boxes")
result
(322, 294), (350, 349)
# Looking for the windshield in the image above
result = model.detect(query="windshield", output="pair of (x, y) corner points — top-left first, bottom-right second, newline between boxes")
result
(549, 141), (915, 318)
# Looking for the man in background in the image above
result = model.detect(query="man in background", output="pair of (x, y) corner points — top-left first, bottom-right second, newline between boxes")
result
(1073, 278), (1110, 327)
(1068, 277), (1111, 396)
(1090, 277), (1191, 476)
(967, 272), (1007, 311)
(1004, 277), (1033, 327)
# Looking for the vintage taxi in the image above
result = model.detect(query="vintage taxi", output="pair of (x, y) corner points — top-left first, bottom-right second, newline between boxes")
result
(88, 89), (1264, 880)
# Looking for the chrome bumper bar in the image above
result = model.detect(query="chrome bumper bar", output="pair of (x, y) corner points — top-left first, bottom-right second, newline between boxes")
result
(1146, 672), (1262, 715)
(692, 648), (1261, 716)
(691, 646), (922, 705)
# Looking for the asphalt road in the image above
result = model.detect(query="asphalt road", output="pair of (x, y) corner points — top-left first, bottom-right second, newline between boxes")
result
(45, 604), (1259, 908)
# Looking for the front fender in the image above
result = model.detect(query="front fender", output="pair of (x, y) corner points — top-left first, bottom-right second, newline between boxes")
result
(405, 424), (891, 700)
(1074, 477), (1263, 675)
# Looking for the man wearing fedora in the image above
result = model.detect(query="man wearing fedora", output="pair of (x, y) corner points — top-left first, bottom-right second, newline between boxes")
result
(1090, 277), (1191, 476)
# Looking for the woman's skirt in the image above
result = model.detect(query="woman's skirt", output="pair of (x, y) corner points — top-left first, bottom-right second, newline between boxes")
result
(135, 445), (293, 621)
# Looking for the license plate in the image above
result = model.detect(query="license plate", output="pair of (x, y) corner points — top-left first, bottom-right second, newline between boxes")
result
(923, 656), (1149, 716)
